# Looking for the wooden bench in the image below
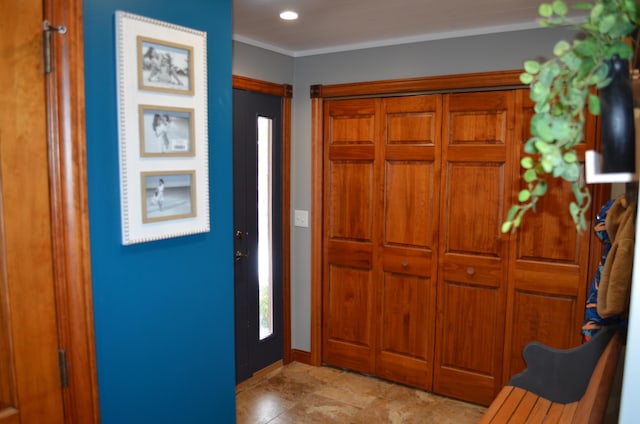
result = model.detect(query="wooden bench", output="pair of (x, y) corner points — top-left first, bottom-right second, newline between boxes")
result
(479, 326), (623, 423)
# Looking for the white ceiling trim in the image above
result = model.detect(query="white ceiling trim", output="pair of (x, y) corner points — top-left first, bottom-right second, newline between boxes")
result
(234, 20), (545, 58)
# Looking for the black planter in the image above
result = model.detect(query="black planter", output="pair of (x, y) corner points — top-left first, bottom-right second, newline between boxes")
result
(600, 55), (636, 173)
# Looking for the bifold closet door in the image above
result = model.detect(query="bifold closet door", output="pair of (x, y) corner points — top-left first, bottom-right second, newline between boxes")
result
(374, 95), (441, 390)
(322, 98), (380, 374)
(433, 91), (515, 405)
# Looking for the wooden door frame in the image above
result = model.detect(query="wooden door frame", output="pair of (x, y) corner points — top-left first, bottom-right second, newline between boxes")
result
(231, 75), (293, 364)
(45, 0), (100, 422)
(309, 69), (609, 366)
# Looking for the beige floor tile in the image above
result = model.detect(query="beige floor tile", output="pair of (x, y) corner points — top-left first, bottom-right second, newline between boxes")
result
(236, 362), (487, 424)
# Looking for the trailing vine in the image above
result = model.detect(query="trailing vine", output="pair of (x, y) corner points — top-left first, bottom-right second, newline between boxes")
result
(502, 0), (639, 233)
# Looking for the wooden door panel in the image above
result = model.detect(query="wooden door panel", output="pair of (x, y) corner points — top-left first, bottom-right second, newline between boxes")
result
(377, 273), (432, 389)
(384, 161), (434, 247)
(440, 282), (502, 374)
(516, 178), (582, 263)
(375, 95), (440, 390)
(324, 265), (375, 372)
(435, 91), (514, 405)
(437, 281), (503, 405)
(322, 98), (379, 373)
(503, 90), (592, 384)
(380, 275), (431, 356)
(507, 291), (577, 377)
(328, 161), (374, 240)
(447, 94), (509, 145)
(444, 163), (505, 255)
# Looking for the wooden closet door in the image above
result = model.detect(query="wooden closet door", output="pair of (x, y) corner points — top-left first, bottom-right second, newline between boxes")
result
(502, 90), (593, 381)
(434, 91), (515, 405)
(375, 95), (441, 390)
(322, 98), (380, 373)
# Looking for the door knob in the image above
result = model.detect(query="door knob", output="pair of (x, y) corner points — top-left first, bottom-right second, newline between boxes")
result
(235, 250), (249, 261)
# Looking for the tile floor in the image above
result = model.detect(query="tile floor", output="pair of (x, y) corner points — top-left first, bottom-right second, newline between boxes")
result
(236, 362), (487, 423)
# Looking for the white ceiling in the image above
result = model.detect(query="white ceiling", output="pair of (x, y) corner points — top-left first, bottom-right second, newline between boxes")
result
(232, 0), (583, 57)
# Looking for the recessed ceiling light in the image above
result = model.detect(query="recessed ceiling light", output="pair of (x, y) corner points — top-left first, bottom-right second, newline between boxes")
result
(280, 10), (298, 21)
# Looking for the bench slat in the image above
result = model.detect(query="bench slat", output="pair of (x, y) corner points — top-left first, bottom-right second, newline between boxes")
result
(508, 391), (540, 422)
(544, 402), (566, 423)
(478, 386), (519, 423)
(524, 397), (552, 423)
(558, 401), (578, 422)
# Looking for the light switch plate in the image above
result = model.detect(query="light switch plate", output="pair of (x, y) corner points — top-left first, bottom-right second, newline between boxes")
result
(294, 209), (309, 227)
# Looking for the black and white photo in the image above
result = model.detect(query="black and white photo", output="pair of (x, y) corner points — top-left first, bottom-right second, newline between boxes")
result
(141, 171), (196, 223)
(139, 105), (194, 156)
(138, 36), (193, 95)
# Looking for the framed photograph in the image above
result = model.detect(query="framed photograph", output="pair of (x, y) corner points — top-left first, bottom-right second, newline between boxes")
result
(116, 11), (209, 245)
(141, 171), (196, 223)
(138, 36), (194, 95)
(139, 105), (195, 156)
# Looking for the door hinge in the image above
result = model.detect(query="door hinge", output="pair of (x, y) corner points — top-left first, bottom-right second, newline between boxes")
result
(58, 349), (69, 388)
(43, 20), (67, 74)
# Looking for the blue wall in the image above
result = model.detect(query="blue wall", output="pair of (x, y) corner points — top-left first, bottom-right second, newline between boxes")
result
(83, 0), (235, 422)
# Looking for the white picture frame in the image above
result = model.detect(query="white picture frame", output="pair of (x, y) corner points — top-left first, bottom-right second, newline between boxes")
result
(116, 11), (209, 245)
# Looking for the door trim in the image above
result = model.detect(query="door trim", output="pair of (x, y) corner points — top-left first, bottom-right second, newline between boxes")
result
(46, 0), (100, 422)
(232, 75), (293, 364)
(309, 69), (609, 367)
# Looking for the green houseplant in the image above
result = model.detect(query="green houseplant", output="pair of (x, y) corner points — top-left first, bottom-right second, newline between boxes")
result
(502, 0), (639, 233)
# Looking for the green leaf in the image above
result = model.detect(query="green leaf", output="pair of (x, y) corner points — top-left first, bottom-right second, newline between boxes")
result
(532, 181), (548, 196)
(552, 161), (565, 177)
(570, 201), (580, 216)
(539, 3), (554, 17)
(563, 151), (578, 163)
(514, 215), (522, 227)
(520, 72), (534, 85)
(535, 139), (552, 154)
(524, 137), (538, 154)
(533, 118), (554, 142)
(518, 190), (531, 202)
(550, 117), (571, 140)
(521, 156), (534, 169)
(574, 39), (597, 56)
(553, 40), (571, 56)
(588, 94), (600, 115)
(591, 3), (604, 20)
(623, 0), (637, 15)
(524, 168), (538, 183)
(560, 51), (582, 71)
(599, 14), (616, 34)
(531, 81), (550, 103)
(506, 205), (519, 221)
(541, 155), (555, 173)
(552, 0), (568, 16)
(588, 62), (607, 85)
(562, 162), (580, 181)
(523, 60), (541, 74)
(501, 221), (512, 233)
